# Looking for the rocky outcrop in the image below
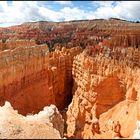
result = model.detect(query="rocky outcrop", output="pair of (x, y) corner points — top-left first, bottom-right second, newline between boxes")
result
(133, 121), (140, 139)
(0, 19), (140, 139)
(0, 43), (82, 115)
(0, 19), (140, 49)
(66, 50), (139, 139)
(0, 40), (36, 51)
(0, 101), (64, 139)
(132, 69), (140, 139)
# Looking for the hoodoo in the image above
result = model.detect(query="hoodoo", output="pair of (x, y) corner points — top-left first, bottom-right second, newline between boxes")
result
(0, 19), (140, 139)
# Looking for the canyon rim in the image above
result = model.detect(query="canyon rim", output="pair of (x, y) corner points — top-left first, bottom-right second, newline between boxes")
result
(0, 1), (140, 139)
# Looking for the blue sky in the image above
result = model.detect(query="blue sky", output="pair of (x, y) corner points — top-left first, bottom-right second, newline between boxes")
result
(0, 1), (140, 27)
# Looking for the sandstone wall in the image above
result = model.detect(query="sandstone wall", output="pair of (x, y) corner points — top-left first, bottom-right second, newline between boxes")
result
(66, 51), (139, 138)
(0, 44), (82, 115)
(0, 40), (36, 51)
(103, 34), (140, 48)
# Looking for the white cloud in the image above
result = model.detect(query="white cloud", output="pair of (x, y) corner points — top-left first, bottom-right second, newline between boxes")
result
(92, 1), (140, 20)
(0, 1), (42, 24)
(0, 1), (95, 27)
(54, 1), (72, 6)
(39, 7), (62, 22)
(115, 1), (140, 20)
(60, 7), (94, 21)
(0, 1), (139, 27)
(93, 1), (114, 7)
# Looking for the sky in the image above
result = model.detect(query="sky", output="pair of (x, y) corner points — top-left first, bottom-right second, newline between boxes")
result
(0, 1), (140, 27)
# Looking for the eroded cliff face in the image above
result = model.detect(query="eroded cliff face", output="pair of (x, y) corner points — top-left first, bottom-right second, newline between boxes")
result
(0, 19), (140, 139)
(0, 101), (64, 139)
(0, 40), (36, 51)
(0, 42), (82, 115)
(0, 41), (140, 139)
(0, 19), (140, 49)
(66, 50), (140, 139)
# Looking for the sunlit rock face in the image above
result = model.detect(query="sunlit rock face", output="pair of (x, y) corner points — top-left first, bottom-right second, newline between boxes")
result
(0, 40), (36, 51)
(133, 74), (140, 139)
(0, 101), (64, 139)
(0, 19), (140, 139)
(0, 42), (82, 115)
(133, 121), (140, 139)
(66, 49), (140, 139)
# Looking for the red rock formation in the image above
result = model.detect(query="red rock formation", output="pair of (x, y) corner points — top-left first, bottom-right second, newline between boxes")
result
(0, 19), (140, 139)
(0, 19), (140, 49)
(0, 40), (36, 51)
(0, 43), (82, 115)
(66, 49), (139, 139)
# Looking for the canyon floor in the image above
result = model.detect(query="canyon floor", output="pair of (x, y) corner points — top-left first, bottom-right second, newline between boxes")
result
(0, 19), (140, 139)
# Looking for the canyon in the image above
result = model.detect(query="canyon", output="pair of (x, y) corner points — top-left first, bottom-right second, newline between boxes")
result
(0, 18), (140, 139)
